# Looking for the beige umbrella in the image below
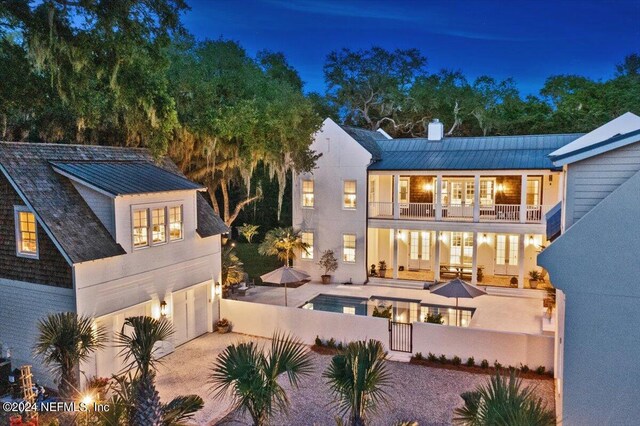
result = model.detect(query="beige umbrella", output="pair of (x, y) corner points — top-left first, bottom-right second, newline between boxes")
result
(261, 266), (310, 307)
(430, 278), (486, 326)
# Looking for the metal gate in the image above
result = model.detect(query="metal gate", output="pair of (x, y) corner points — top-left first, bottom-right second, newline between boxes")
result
(389, 321), (413, 353)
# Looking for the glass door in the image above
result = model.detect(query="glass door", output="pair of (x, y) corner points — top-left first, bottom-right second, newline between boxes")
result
(408, 231), (431, 270)
(495, 234), (519, 275)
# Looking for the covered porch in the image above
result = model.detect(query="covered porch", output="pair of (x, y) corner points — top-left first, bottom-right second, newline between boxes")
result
(367, 227), (550, 289)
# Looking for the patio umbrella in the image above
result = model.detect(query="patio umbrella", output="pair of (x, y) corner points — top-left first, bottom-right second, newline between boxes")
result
(260, 266), (310, 307)
(429, 278), (486, 326)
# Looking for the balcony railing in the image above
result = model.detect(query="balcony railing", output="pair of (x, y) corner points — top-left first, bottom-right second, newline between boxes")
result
(480, 204), (520, 222)
(442, 203), (474, 221)
(526, 205), (551, 223)
(400, 203), (435, 220)
(369, 202), (394, 217)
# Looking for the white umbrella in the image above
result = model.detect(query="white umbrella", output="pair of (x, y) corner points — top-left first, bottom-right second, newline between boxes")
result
(429, 278), (486, 326)
(261, 266), (310, 306)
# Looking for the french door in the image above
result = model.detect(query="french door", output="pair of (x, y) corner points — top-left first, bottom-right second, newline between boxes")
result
(408, 231), (431, 270)
(450, 232), (473, 266)
(495, 234), (519, 275)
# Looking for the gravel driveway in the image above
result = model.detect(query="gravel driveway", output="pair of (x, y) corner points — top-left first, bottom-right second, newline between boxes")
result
(156, 332), (555, 426)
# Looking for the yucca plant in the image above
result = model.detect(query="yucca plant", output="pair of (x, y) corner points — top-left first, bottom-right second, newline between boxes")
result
(453, 371), (555, 426)
(323, 339), (392, 426)
(209, 332), (314, 425)
(33, 312), (107, 397)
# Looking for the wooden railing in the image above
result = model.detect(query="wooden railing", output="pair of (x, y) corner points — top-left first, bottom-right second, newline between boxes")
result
(368, 202), (394, 217)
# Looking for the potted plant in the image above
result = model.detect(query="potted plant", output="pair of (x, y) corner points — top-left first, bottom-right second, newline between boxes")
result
(216, 318), (231, 334)
(509, 276), (518, 288)
(544, 287), (556, 319)
(318, 250), (338, 284)
(528, 270), (541, 289)
(378, 261), (388, 278)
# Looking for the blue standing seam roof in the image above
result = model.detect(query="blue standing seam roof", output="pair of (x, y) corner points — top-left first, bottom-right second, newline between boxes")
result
(51, 161), (204, 196)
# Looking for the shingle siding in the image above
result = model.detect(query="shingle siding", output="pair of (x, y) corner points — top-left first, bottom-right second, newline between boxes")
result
(0, 174), (72, 288)
(565, 141), (640, 228)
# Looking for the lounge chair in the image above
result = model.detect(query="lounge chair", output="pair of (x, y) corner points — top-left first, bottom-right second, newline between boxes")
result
(237, 284), (249, 296)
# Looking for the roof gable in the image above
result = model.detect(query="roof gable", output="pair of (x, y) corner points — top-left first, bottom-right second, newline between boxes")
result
(338, 125), (384, 160)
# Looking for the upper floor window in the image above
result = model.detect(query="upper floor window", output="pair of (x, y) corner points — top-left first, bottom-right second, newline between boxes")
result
(169, 206), (183, 241)
(343, 234), (356, 263)
(479, 179), (495, 206)
(302, 179), (314, 208)
(343, 180), (357, 209)
(526, 178), (541, 206)
(15, 206), (38, 258)
(133, 209), (149, 248)
(151, 208), (166, 244)
(301, 231), (314, 260)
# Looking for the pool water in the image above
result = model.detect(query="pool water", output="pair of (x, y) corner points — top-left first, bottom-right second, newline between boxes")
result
(300, 293), (475, 326)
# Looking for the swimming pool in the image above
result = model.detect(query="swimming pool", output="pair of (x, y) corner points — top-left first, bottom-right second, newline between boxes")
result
(300, 293), (475, 326)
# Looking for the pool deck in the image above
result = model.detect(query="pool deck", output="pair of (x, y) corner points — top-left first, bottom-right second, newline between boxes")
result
(238, 281), (549, 335)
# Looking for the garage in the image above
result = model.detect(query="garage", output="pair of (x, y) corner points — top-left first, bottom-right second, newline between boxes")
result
(172, 282), (211, 347)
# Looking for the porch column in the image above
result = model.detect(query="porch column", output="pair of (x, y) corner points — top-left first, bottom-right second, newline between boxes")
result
(518, 233), (525, 289)
(471, 231), (478, 284)
(393, 174), (400, 219)
(556, 172), (564, 204)
(435, 174), (443, 220)
(473, 174), (480, 222)
(393, 228), (399, 279)
(434, 230), (441, 282)
(520, 174), (528, 223)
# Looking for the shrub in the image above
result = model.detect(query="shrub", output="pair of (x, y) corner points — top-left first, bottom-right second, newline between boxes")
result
(439, 354), (448, 364)
(315, 335), (322, 346)
(494, 361), (503, 370)
(337, 342), (344, 351)
(480, 359), (489, 369)
(372, 304), (392, 319)
(535, 366), (546, 375)
(317, 250), (339, 275)
(466, 357), (475, 367)
(327, 338), (337, 349)
(425, 313), (444, 324)
(452, 356), (462, 366)
(414, 352), (424, 361)
(520, 364), (530, 373)
(216, 318), (230, 328)
(427, 352), (438, 362)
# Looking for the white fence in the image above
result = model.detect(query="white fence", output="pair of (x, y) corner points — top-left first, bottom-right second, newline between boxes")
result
(221, 299), (555, 370)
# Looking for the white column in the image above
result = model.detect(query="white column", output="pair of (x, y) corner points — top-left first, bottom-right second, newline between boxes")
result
(520, 174), (528, 223)
(471, 231), (478, 284)
(434, 230), (441, 282)
(435, 174), (442, 221)
(393, 174), (400, 220)
(473, 174), (480, 222)
(557, 172), (564, 204)
(393, 229), (399, 279)
(518, 233), (525, 289)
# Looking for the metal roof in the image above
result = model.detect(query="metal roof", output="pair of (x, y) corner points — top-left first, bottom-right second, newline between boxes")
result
(51, 161), (204, 196)
(549, 128), (640, 165)
(367, 133), (583, 171)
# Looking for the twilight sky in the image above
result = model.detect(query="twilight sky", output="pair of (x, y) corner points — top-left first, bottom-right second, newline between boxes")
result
(183, 0), (639, 95)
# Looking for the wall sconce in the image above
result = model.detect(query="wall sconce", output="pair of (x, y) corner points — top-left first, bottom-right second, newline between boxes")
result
(422, 183), (433, 192)
(215, 281), (222, 296)
(479, 233), (488, 244)
(438, 233), (446, 242)
(528, 235), (535, 245)
(160, 301), (167, 318)
(496, 183), (504, 192)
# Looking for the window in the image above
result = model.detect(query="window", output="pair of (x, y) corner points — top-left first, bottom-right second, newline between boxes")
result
(15, 207), (38, 257)
(399, 179), (409, 204)
(342, 234), (356, 262)
(526, 178), (541, 206)
(343, 180), (357, 209)
(169, 206), (183, 241)
(343, 306), (356, 315)
(450, 232), (473, 266)
(479, 179), (495, 206)
(151, 208), (166, 244)
(133, 209), (149, 248)
(301, 231), (314, 259)
(302, 179), (314, 208)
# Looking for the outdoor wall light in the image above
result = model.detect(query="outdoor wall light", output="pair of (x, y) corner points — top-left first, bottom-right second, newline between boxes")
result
(496, 183), (504, 192)
(479, 233), (488, 244)
(215, 281), (222, 296)
(422, 183), (433, 192)
(528, 235), (535, 245)
(438, 233), (446, 242)
(160, 300), (167, 317)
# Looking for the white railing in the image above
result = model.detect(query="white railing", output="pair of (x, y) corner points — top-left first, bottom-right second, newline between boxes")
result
(442, 203), (474, 221)
(400, 203), (435, 220)
(480, 204), (521, 222)
(368, 201), (394, 217)
(526, 205), (551, 223)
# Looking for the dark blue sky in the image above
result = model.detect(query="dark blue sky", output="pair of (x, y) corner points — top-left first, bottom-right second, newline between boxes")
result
(183, 0), (639, 96)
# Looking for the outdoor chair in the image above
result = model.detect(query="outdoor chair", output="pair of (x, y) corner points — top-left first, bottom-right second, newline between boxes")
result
(237, 285), (249, 296)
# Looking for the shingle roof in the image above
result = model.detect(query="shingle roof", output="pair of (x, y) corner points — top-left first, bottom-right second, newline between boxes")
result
(339, 125), (385, 160)
(51, 161), (204, 195)
(367, 134), (583, 171)
(0, 142), (227, 264)
(196, 193), (229, 238)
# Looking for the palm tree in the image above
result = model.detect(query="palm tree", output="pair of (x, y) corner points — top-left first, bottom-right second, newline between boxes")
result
(258, 227), (309, 266)
(33, 312), (107, 397)
(209, 332), (314, 425)
(110, 316), (203, 426)
(453, 371), (555, 426)
(323, 339), (392, 426)
(222, 243), (244, 286)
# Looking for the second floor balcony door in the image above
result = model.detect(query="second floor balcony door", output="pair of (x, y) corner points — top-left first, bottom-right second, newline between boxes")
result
(495, 234), (519, 275)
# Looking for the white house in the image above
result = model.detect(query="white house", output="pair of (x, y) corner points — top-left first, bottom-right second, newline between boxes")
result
(293, 118), (580, 290)
(0, 142), (227, 384)
(539, 112), (640, 425)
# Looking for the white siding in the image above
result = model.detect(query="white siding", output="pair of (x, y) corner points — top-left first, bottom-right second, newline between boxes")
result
(564, 141), (640, 228)
(0, 279), (75, 386)
(71, 181), (116, 236)
(292, 119), (372, 283)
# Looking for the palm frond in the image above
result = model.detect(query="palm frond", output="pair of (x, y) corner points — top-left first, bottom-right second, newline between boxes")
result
(161, 394), (205, 426)
(115, 316), (174, 377)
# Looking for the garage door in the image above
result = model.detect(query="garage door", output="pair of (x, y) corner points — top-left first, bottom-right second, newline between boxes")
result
(173, 283), (210, 347)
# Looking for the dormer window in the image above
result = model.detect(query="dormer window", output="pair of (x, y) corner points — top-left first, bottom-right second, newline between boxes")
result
(15, 206), (38, 258)
(152, 208), (167, 244)
(169, 206), (183, 241)
(133, 209), (149, 248)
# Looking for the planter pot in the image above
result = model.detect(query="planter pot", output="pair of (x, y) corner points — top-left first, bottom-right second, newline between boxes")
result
(379, 269), (388, 278)
(529, 279), (539, 289)
(217, 325), (230, 334)
(321, 275), (332, 284)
